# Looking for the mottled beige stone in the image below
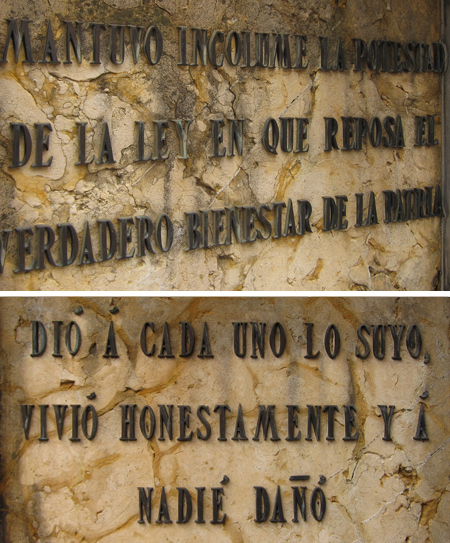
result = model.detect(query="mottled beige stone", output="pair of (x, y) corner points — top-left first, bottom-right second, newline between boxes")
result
(0, 297), (449, 543)
(0, 0), (444, 290)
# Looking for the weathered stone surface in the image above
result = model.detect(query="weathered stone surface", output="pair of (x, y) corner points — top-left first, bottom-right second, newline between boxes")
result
(0, 297), (449, 542)
(0, 1), (444, 290)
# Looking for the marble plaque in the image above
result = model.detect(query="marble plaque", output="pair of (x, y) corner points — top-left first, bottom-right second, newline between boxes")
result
(0, 1), (445, 290)
(0, 296), (449, 542)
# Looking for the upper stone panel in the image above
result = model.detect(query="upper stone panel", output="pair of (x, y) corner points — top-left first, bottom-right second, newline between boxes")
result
(0, 0), (444, 290)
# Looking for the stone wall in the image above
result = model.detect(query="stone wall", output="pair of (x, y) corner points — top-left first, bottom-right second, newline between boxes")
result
(1, 297), (449, 542)
(0, 0), (444, 290)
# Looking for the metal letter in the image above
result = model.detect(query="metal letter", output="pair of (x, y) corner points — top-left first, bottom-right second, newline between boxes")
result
(138, 487), (153, 524)
(286, 405), (300, 441)
(117, 217), (135, 260)
(177, 27), (187, 65)
(98, 220), (117, 261)
(158, 405), (173, 441)
(39, 405), (49, 441)
(343, 405), (359, 441)
(35, 225), (57, 269)
(120, 404), (137, 441)
(253, 405), (280, 441)
(32, 123), (53, 167)
(323, 405), (339, 441)
(21, 405), (34, 439)
(225, 31), (241, 66)
(1, 19), (35, 63)
(178, 406), (193, 441)
(324, 118), (339, 151)
(379, 405), (395, 441)
(406, 325), (422, 359)
(87, 23), (106, 64)
(156, 487), (172, 523)
(191, 28), (208, 66)
(128, 26), (145, 63)
(198, 322), (214, 358)
(389, 325), (405, 360)
(355, 325), (370, 359)
(78, 222), (96, 265)
(158, 322), (175, 358)
(140, 406), (156, 440)
(103, 321), (119, 358)
(109, 25), (125, 65)
(233, 322), (247, 357)
(136, 216), (155, 256)
(10, 123), (32, 168)
(262, 118), (279, 154)
(65, 321), (81, 356)
(58, 223), (79, 266)
(144, 26), (163, 65)
(270, 486), (286, 522)
(174, 119), (192, 159)
(64, 21), (82, 63)
(269, 322), (286, 357)
(96, 122), (115, 164)
(413, 404), (429, 441)
(177, 488), (192, 523)
(310, 487), (326, 521)
(40, 20), (60, 64)
(156, 214), (173, 252)
(254, 487), (270, 522)
(31, 321), (47, 357)
(211, 487), (226, 524)
(306, 405), (321, 441)
(54, 405), (67, 439)
(75, 122), (95, 165)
